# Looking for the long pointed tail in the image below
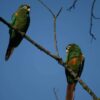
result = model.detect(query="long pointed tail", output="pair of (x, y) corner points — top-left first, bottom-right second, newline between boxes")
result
(66, 83), (76, 100)
(5, 46), (14, 61)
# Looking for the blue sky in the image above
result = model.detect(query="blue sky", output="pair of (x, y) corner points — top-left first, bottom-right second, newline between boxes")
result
(0, 0), (100, 100)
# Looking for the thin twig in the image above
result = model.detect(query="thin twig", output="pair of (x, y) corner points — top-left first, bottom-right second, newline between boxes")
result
(53, 88), (59, 100)
(54, 17), (58, 56)
(37, 0), (54, 16)
(89, 0), (96, 41)
(0, 17), (99, 100)
(56, 7), (63, 18)
(93, 15), (100, 20)
(37, 0), (62, 57)
(67, 0), (79, 11)
(91, 0), (100, 20)
(54, 7), (63, 56)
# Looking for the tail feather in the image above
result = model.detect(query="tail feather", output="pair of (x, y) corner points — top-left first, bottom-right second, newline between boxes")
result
(66, 83), (76, 100)
(5, 46), (14, 61)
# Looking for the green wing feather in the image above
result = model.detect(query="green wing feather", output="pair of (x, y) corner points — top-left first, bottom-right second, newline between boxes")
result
(9, 13), (16, 37)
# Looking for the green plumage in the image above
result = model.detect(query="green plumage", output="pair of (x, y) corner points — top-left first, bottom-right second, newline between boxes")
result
(5, 4), (30, 61)
(65, 43), (85, 84)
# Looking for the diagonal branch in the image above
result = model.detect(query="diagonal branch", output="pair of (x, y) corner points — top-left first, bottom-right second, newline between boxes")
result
(56, 7), (62, 18)
(0, 17), (99, 100)
(25, 34), (61, 60)
(37, 0), (63, 57)
(67, 0), (79, 11)
(77, 78), (99, 100)
(0, 17), (61, 61)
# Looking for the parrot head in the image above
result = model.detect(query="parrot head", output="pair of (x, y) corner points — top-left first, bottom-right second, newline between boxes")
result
(66, 43), (82, 56)
(18, 4), (30, 14)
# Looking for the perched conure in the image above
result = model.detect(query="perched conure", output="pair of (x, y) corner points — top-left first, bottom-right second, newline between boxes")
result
(5, 4), (30, 61)
(65, 44), (85, 100)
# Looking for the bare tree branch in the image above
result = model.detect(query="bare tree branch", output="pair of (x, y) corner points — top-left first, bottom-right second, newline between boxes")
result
(89, 0), (100, 41)
(89, 0), (97, 41)
(0, 17), (99, 100)
(53, 17), (58, 56)
(67, 0), (79, 11)
(56, 7), (62, 18)
(93, 15), (100, 19)
(37, 0), (54, 16)
(66, 0), (99, 41)
(54, 8), (63, 57)
(91, 0), (100, 20)
(25, 34), (61, 60)
(77, 78), (98, 100)
(53, 88), (59, 100)
(37, 0), (63, 57)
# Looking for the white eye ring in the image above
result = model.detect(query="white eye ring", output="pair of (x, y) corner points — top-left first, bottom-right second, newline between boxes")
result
(66, 49), (69, 53)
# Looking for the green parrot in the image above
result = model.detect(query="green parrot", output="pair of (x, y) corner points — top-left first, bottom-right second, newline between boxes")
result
(65, 44), (85, 100)
(5, 4), (30, 61)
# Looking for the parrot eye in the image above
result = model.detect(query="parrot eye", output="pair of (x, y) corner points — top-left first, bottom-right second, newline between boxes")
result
(66, 45), (71, 53)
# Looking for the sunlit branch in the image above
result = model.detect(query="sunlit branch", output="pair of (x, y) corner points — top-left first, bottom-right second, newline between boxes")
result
(77, 78), (98, 100)
(37, 0), (63, 57)
(0, 17), (99, 100)
(53, 8), (62, 57)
